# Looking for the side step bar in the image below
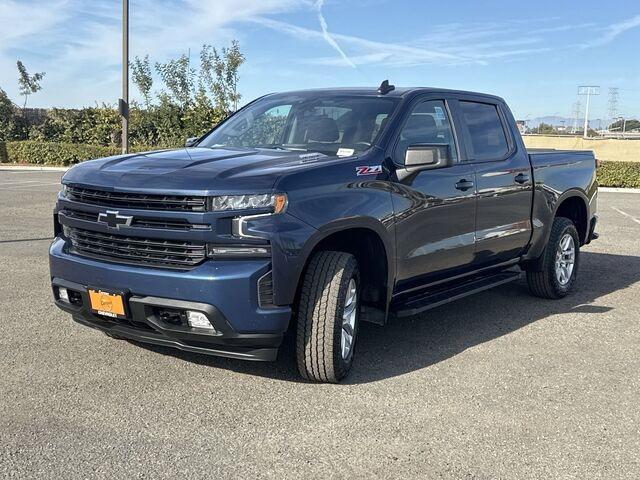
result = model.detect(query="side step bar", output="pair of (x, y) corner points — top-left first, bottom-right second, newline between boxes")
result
(392, 270), (522, 318)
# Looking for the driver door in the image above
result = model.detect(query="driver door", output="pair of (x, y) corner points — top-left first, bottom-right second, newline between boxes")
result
(391, 98), (477, 290)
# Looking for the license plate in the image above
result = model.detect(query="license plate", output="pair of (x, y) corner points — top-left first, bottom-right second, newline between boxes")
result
(88, 289), (126, 318)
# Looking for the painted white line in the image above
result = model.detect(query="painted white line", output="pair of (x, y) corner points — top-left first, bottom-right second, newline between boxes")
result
(599, 187), (640, 194)
(0, 183), (61, 190)
(0, 165), (69, 172)
(0, 180), (57, 186)
(611, 206), (640, 226)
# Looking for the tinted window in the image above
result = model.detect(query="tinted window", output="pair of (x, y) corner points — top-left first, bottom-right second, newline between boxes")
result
(394, 100), (457, 163)
(199, 95), (399, 156)
(460, 101), (509, 160)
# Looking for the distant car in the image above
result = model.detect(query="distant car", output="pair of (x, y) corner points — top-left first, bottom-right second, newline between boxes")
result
(50, 82), (598, 382)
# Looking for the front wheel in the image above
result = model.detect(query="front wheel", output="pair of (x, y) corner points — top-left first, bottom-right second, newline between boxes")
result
(296, 251), (360, 383)
(526, 217), (580, 299)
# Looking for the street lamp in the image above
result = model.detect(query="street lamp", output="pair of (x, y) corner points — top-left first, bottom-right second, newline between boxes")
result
(578, 86), (600, 139)
(119, 0), (129, 154)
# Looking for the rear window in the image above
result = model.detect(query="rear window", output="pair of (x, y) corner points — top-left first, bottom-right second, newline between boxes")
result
(460, 101), (509, 160)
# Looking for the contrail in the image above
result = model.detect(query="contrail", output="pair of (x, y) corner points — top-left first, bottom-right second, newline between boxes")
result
(315, 0), (356, 68)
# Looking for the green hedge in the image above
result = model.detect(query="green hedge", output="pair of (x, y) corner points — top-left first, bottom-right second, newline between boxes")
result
(2, 141), (639, 189)
(1, 141), (158, 166)
(597, 160), (640, 188)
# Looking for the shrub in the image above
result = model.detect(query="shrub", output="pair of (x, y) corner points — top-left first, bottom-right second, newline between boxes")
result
(598, 161), (640, 188)
(2, 140), (158, 166)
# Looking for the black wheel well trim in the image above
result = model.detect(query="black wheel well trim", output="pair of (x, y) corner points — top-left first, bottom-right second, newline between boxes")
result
(551, 189), (590, 244)
(293, 218), (395, 313)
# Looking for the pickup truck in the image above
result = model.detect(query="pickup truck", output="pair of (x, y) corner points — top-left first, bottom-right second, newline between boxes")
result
(50, 82), (598, 382)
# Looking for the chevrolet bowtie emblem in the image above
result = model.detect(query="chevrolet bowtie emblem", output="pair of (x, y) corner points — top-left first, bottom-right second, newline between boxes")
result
(98, 210), (133, 229)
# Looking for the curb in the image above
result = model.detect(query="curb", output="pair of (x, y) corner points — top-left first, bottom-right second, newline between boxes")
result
(0, 165), (69, 172)
(599, 187), (640, 194)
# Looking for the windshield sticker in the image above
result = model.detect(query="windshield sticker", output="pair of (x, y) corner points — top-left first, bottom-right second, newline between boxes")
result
(337, 148), (355, 157)
(434, 107), (446, 120)
(355, 165), (382, 176)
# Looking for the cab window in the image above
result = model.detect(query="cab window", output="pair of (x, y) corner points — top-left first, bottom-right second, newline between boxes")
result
(394, 100), (458, 164)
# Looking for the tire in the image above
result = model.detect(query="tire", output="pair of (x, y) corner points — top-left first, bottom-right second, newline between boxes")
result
(296, 251), (360, 383)
(526, 217), (580, 299)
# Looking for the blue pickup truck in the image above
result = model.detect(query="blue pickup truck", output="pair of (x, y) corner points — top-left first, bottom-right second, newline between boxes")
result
(50, 82), (598, 382)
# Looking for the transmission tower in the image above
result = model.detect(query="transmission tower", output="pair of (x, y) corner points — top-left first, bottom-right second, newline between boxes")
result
(607, 87), (619, 131)
(572, 101), (582, 134)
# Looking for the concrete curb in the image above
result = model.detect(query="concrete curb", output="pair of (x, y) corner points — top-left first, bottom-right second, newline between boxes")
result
(0, 165), (69, 172)
(599, 187), (640, 194)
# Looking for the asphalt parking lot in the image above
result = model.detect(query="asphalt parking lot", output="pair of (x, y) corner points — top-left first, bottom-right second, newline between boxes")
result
(1, 170), (639, 479)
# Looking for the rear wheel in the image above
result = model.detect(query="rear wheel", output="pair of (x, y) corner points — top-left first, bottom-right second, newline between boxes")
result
(296, 251), (360, 383)
(526, 217), (580, 299)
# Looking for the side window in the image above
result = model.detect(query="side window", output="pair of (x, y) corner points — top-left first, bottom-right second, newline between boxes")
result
(459, 101), (509, 160)
(394, 100), (457, 163)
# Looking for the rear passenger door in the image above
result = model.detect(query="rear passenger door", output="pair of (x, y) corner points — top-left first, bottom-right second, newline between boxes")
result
(457, 99), (533, 266)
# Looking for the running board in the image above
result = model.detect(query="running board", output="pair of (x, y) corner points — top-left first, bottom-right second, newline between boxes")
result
(392, 270), (522, 318)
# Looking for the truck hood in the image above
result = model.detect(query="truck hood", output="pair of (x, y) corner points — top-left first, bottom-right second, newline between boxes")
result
(62, 147), (335, 194)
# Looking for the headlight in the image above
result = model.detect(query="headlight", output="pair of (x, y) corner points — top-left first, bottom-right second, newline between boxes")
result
(61, 184), (68, 197)
(208, 193), (287, 213)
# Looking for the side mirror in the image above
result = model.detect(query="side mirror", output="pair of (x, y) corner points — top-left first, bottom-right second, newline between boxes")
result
(404, 144), (452, 171)
(185, 137), (199, 148)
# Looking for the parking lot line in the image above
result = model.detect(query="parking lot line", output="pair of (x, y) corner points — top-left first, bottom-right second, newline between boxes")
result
(611, 206), (640, 226)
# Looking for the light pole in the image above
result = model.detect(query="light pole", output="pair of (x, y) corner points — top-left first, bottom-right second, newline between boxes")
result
(578, 86), (600, 139)
(120, 0), (129, 154)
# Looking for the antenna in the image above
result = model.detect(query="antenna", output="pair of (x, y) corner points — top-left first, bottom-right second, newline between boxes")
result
(378, 80), (395, 95)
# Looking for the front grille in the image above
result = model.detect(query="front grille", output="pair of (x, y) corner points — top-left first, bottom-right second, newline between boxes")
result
(60, 209), (210, 231)
(66, 185), (207, 212)
(64, 226), (206, 269)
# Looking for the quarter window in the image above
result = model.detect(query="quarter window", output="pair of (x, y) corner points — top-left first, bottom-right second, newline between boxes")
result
(459, 101), (509, 160)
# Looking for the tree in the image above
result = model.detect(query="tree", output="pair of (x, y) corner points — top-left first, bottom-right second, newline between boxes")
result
(155, 54), (195, 108)
(16, 60), (45, 109)
(0, 88), (15, 141)
(200, 40), (245, 112)
(535, 122), (555, 134)
(131, 55), (153, 107)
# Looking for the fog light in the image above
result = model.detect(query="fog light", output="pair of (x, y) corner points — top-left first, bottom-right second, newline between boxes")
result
(187, 311), (215, 330)
(58, 287), (69, 303)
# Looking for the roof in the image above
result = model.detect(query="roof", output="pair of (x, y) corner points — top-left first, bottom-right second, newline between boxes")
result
(265, 86), (505, 102)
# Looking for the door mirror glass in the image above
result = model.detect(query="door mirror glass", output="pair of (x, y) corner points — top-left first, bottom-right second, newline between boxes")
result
(405, 144), (452, 171)
(185, 137), (199, 147)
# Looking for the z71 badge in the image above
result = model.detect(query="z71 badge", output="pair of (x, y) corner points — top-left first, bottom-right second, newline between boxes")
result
(355, 165), (382, 176)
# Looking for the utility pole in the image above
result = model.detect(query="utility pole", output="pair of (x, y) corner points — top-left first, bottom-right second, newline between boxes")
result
(572, 101), (581, 134)
(578, 86), (600, 139)
(607, 87), (619, 131)
(120, 0), (129, 154)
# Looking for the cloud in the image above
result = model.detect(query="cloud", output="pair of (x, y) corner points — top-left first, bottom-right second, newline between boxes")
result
(314, 0), (356, 68)
(251, 17), (475, 67)
(583, 14), (640, 47)
(0, 0), (305, 106)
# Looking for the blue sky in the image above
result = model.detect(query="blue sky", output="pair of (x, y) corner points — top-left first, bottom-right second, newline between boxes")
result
(1, 0), (639, 121)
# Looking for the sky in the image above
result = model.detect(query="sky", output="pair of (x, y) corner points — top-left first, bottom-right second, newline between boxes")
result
(1, 0), (640, 122)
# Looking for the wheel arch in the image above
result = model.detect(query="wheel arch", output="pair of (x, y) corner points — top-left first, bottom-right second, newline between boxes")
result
(291, 218), (395, 316)
(552, 190), (589, 245)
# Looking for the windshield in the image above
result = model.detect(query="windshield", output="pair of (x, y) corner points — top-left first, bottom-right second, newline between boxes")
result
(198, 94), (400, 156)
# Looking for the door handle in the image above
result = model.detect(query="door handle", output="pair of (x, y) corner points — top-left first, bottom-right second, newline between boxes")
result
(455, 179), (474, 191)
(514, 173), (530, 184)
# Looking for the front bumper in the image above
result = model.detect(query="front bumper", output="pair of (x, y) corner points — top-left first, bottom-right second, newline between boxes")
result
(49, 238), (291, 361)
